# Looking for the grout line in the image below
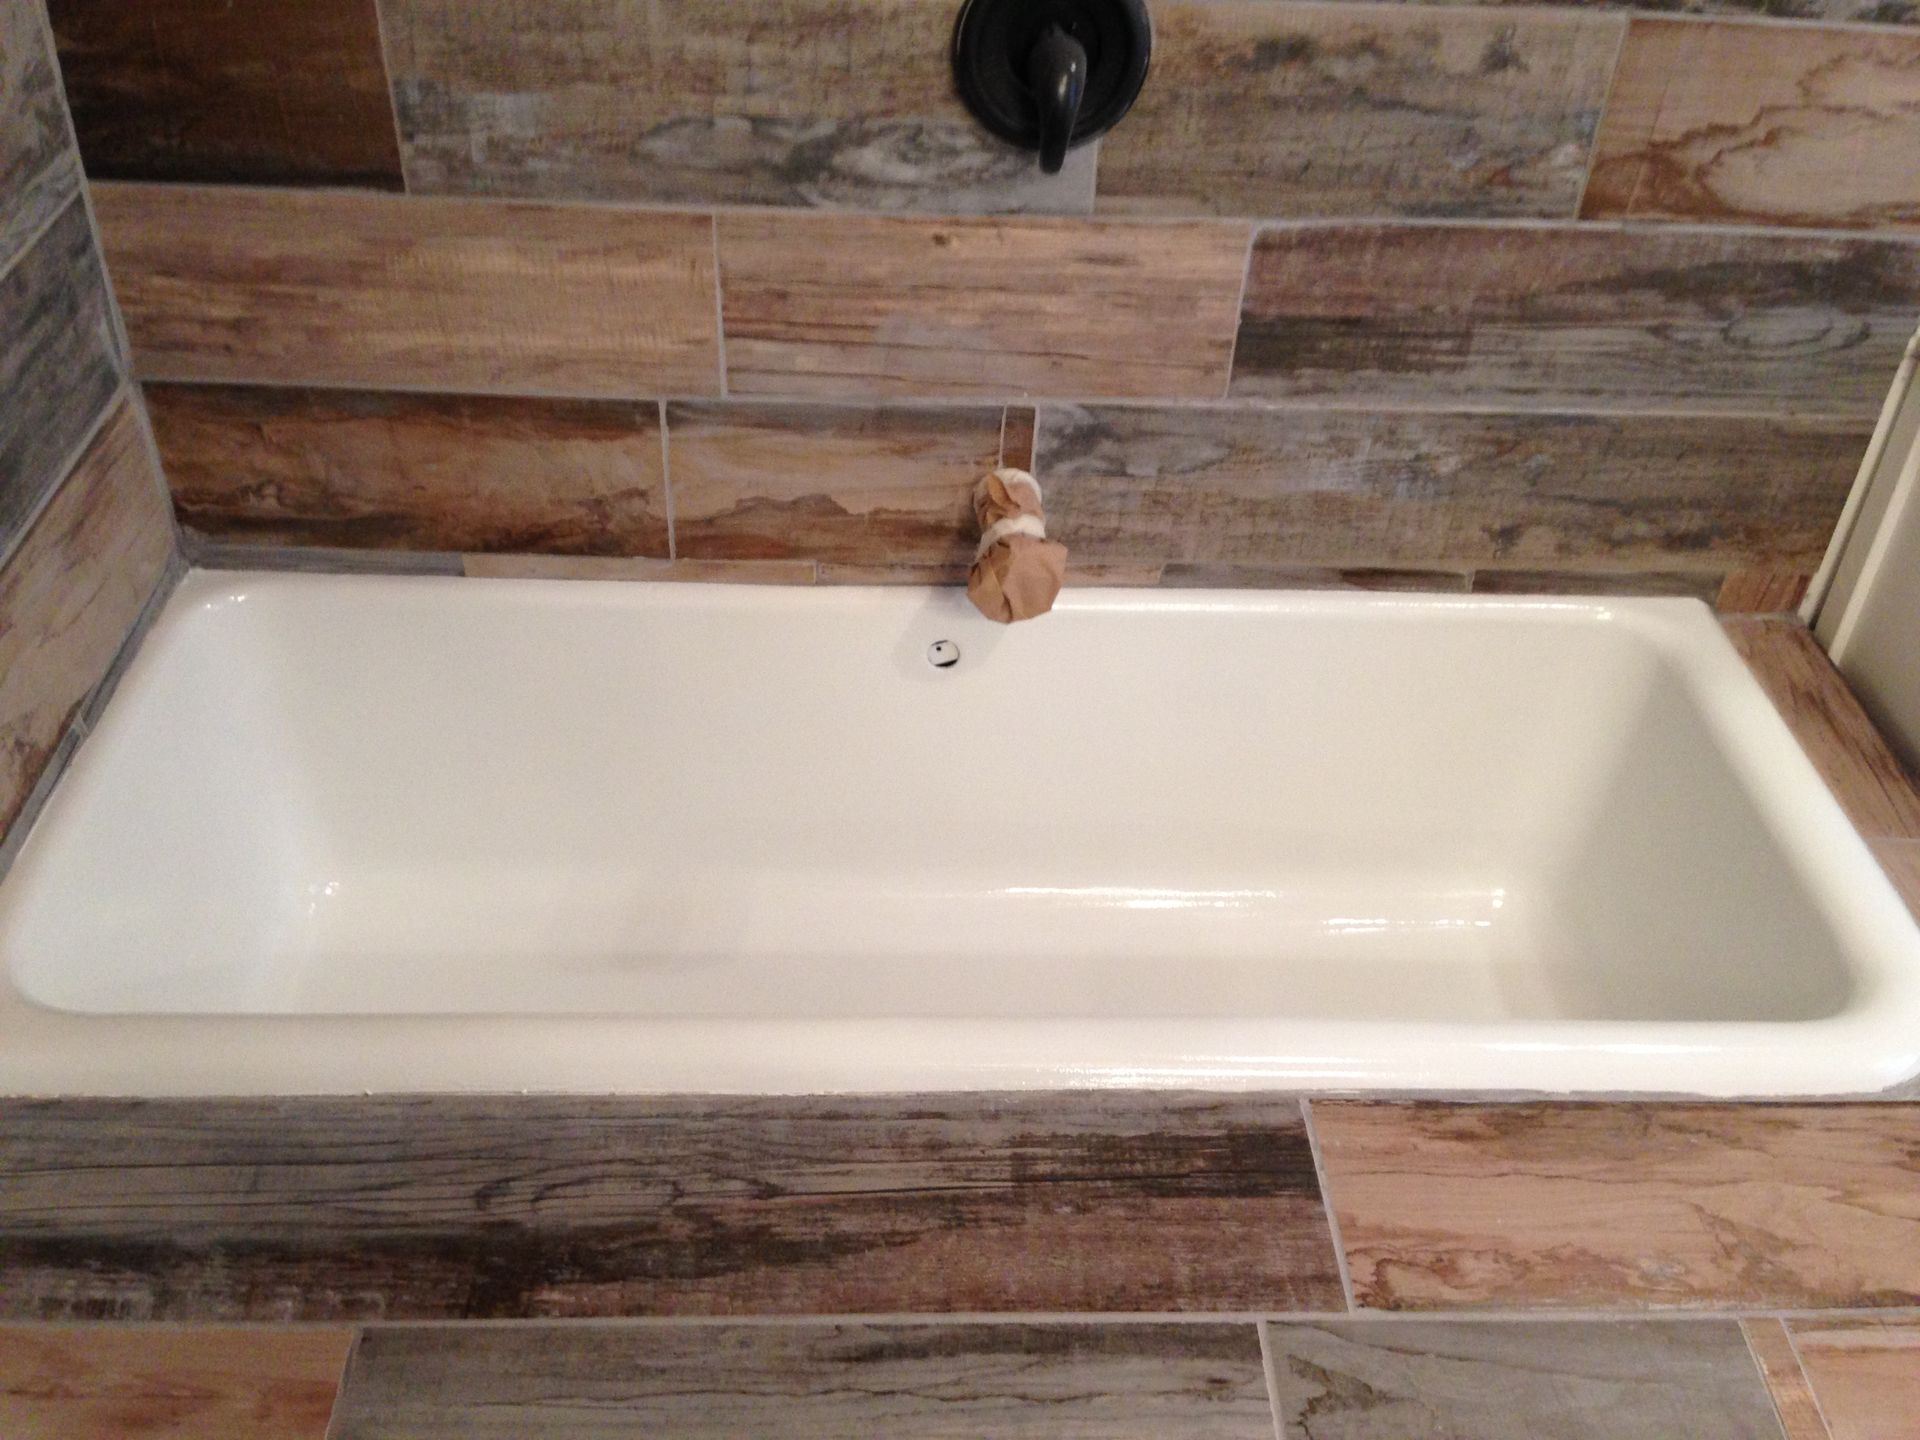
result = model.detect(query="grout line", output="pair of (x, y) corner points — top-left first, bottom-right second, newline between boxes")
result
(1257, 1320), (1290, 1440)
(1570, 15), (1634, 223)
(1299, 1099), (1359, 1314)
(1220, 222), (1260, 400)
(1782, 1322), (1841, 1440)
(1742, 1319), (1822, 1440)
(996, 405), (1010, 466)
(659, 399), (676, 560)
(323, 1327), (365, 1440)
(0, 378), (127, 577)
(366, 0), (413, 196)
(0, 180), (79, 291)
(709, 213), (729, 398)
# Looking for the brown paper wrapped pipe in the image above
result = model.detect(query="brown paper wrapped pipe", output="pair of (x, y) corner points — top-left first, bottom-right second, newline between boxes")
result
(967, 468), (1067, 623)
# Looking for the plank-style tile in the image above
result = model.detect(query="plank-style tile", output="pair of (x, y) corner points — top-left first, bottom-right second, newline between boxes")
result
(1789, 1319), (1920, 1440)
(1719, 569), (1814, 614)
(1160, 563), (1470, 592)
(1743, 1319), (1833, 1440)
(1314, 1103), (1920, 1311)
(46, 0), (402, 188)
(0, 400), (174, 843)
(93, 183), (721, 398)
(0, 1094), (1342, 1321)
(1872, 838), (1920, 919)
(1095, 2), (1621, 219)
(1725, 618), (1920, 840)
(0, 0), (80, 273)
(331, 1323), (1272, 1440)
(1034, 404), (1864, 572)
(464, 555), (819, 583)
(146, 384), (669, 557)
(0, 1326), (352, 1440)
(0, 199), (122, 554)
(669, 401), (1005, 564)
(1232, 223), (1920, 416)
(716, 213), (1249, 399)
(1583, 21), (1920, 229)
(381, 0), (1094, 213)
(1470, 567), (1724, 602)
(1263, 1320), (1785, 1439)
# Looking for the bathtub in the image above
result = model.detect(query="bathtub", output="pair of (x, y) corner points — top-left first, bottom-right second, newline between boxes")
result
(0, 570), (1916, 1096)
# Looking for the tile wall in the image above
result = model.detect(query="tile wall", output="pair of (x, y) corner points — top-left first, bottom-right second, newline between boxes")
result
(43, 0), (1920, 604)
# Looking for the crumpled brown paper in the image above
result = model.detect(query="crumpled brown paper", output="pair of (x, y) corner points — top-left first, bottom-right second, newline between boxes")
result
(967, 468), (1067, 623)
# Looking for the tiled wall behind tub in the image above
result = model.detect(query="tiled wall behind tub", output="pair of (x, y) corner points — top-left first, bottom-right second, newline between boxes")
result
(0, 1), (176, 854)
(46, 0), (1920, 607)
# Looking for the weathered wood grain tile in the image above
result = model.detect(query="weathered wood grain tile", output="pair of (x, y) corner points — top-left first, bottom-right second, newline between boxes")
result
(380, 0), (1094, 213)
(1725, 618), (1920, 839)
(1421, 0), (1914, 17)
(1872, 838), (1920, 919)
(814, 560), (1167, 585)
(0, 0), (80, 273)
(1034, 404), (1864, 571)
(93, 184), (721, 397)
(0, 1326), (352, 1440)
(464, 555), (819, 583)
(330, 1323), (1272, 1440)
(46, 0), (402, 188)
(1160, 563), (1470, 592)
(1789, 1320), (1920, 1439)
(146, 384), (669, 557)
(1232, 224), (1920, 416)
(1583, 21), (1920, 229)
(1263, 1320), (1784, 1438)
(0, 400), (174, 843)
(668, 402), (1005, 563)
(1314, 1103), (1920, 1311)
(1470, 567), (1725, 602)
(189, 542), (463, 577)
(1743, 1319), (1833, 1440)
(1095, 2), (1621, 219)
(0, 199), (122, 554)
(1719, 569), (1814, 613)
(0, 1094), (1342, 1321)
(717, 214), (1249, 399)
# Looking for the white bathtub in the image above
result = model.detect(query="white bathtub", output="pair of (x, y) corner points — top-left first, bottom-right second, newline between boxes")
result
(1, 570), (1916, 1096)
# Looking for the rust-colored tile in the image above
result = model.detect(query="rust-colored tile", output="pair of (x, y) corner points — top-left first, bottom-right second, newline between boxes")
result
(1724, 618), (1920, 839)
(1036, 404), (1863, 571)
(1583, 21), (1920, 229)
(381, 0), (1094, 213)
(1314, 1103), (1920, 1311)
(93, 184), (721, 397)
(47, 0), (402, 188)
(717, 213), (1248, 399)
(1000, 405), (1038, 471)
(1096, 2), (1622, 218)
(1744, 1319), (1833, 1440)
(146, 384), (668, 557)
(1871, 838), (1920, 920)
(0, 1095), (1343, 1320)
(0, 1326), (352, 1440)
(1720, 569), (1814, 613)
(1790, 1320), (1920, 1440)
(1232, 224), (1920, 416)
(0, 0), (80, 271)
(0, 400), (174, 844)
(668, 401), (1003, 564)
(464, 555), (818, 584)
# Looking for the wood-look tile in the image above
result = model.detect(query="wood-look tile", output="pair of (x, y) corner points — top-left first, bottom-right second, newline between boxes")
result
(331, 1323), (1271, 1440)
(0, 1326), (352, 1440)
(716, 213), (1248, 399)
(1231, 224), (1920, 416)
(0, 1094), (1342, 1321)
(1470, 567), (1725, 602)
(190, 542), (464, 577)
(1034, 404), (1864, 571)
(1872, 838), (1920, 919)
(1314, 1103), (1920, 1311)
(0, 199), (122, 554)
(1724, 618), (1920, 840)
(146, 384), (669, 557)
(668, 402), (1004, 564)
(1263, 1320), (1784, 1438)
(1095, 2), (1621, 219)
(1789, 1320), (1920, 1440)
(381, 0), (1095, 213)
(93, 184), (721, 398)
(0, 401), (174, 843)
(0, 0), (80, 273)
(463, 555), (819, 583)
(1743, 1319), (1833, 1440)
(1582, 21), (1920, 229)
(1160, 563), (1471, 592)
(46, 0), (402, 188)
(1719, 569), (1814, 614)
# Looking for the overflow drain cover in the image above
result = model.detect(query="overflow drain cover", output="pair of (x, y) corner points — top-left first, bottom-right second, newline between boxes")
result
(927, 639), (961, 669)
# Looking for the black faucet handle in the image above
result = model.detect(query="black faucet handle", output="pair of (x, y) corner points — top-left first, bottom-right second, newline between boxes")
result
(1026, 24), (1088, 176)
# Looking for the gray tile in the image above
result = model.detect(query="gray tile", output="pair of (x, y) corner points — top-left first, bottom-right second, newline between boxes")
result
(332, 1323), (1274, 1440)
(1264, 1320), (1786, 1439)
(0, 0), (80, 273)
